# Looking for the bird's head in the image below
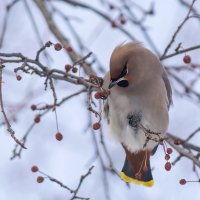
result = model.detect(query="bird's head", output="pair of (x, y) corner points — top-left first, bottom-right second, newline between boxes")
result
(108, 42), (160, 89)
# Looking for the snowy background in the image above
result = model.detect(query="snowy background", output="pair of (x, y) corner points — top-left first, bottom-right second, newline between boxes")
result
(0, 0), (200, 200)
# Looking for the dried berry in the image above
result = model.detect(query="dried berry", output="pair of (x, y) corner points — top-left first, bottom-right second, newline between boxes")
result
(165, 162), (172, 171)
(179, 179), (186, 185)
(72, 67), (78, 73)
(34, 115), (40, 123)
(31, 166), (39, 173)
(55, 132), (63, 141)
(37, 176), (44, 183)
(183, 55), (191, 64)
(165, 154), (170, 161)
(16, 75), (22, 81)
(166, 148), (173, 154)
(93, 122), (101, 130)
(65, 64), (72, 71)
(54, 43), (62, 51)
(31, 105), (37, 111)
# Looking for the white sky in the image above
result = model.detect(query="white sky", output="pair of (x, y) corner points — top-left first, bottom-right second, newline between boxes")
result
(0, 0), (200, 200)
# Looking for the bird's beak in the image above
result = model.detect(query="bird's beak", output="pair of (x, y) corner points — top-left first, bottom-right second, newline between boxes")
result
(108, 80), (116, 89)
(109, 77), (126, 89)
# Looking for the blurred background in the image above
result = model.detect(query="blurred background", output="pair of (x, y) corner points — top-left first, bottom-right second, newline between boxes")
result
(0, 0), (200, 199)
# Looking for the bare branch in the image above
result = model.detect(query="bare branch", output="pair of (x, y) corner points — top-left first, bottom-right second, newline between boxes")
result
(161, 44), (200, 60)
(160, 0), (197, 59)
(0, 65), (26, 149)
(34, 0), (94, 75)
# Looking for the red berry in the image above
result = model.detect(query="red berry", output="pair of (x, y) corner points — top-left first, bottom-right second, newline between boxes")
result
(66, 47), (73, 52)
(55, 132), (63, 141)
(165, 162), (172, 171)
(179, 179), (186, 185)
(111, 21), (118, 28)
(94, 92), (101, 99)
(93, 122), (101, 130)
(16, 75), (22, 81)
(143, 165), (148, 172)
(54, 43), (62, 51)
(183, 55), (191, 64)
(72, 67), (78, 73)
(37, 176), (44, 183)
(96, 90), (107, 99)
(65, 64), (72, 71)
(31, 105), (37, 111)
(165, 154), (170, 160)
(34, 115), (40, 123)
(167, 148), (173, 154)
(174, 139), (181, 145)
(31, 166), (39, 173)
(135, 172), (142, 180)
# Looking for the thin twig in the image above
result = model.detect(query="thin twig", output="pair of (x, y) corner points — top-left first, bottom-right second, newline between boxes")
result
(38, 166), (94, 200)
(0, 65), (26, 149)
(160, 0), (197, 59)
(161, 44), (200, 60)
(70, 166), (94, 200)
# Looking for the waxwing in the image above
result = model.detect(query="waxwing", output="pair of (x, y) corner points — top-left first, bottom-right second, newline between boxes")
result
(103, 42), (172, 187)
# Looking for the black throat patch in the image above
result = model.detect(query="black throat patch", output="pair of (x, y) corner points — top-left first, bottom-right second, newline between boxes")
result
(127, 112), (142, 130)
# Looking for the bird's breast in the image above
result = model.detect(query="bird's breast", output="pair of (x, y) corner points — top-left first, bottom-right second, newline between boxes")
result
(106, 86), (169, 153)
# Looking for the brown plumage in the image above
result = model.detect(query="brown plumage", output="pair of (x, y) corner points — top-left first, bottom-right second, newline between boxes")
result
(103, 42), (172, 186)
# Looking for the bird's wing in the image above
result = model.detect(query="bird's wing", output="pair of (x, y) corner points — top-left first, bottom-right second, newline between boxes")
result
(162, 70), (172, 108)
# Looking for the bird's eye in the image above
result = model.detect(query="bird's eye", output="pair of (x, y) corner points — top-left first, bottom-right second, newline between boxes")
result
(117, 80), (129, 87)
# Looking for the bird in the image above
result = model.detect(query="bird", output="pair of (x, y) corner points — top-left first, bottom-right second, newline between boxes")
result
(102, 42), (172, 187)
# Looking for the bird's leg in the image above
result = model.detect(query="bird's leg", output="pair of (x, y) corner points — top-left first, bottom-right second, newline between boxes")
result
(127, 112), (142, 130)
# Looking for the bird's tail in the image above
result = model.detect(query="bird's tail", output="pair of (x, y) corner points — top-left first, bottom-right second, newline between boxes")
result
(120, 149), (154, 187)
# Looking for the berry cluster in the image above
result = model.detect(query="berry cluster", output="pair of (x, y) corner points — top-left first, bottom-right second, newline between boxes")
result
(54, 43), (73, 53)
(88, 74), (110, 132)
(161, 141), (173, 171)
(31, 165), (45, 184)
(92, 89), (109, 131)
(65, 64), (78, 74)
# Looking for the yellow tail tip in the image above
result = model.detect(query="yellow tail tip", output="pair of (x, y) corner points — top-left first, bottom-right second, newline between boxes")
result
(120, 172), (154, 187)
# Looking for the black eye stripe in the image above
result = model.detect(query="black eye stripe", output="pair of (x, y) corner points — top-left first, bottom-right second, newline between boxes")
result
(117, 80), (129, 87)
(112, 66), (128, 82)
